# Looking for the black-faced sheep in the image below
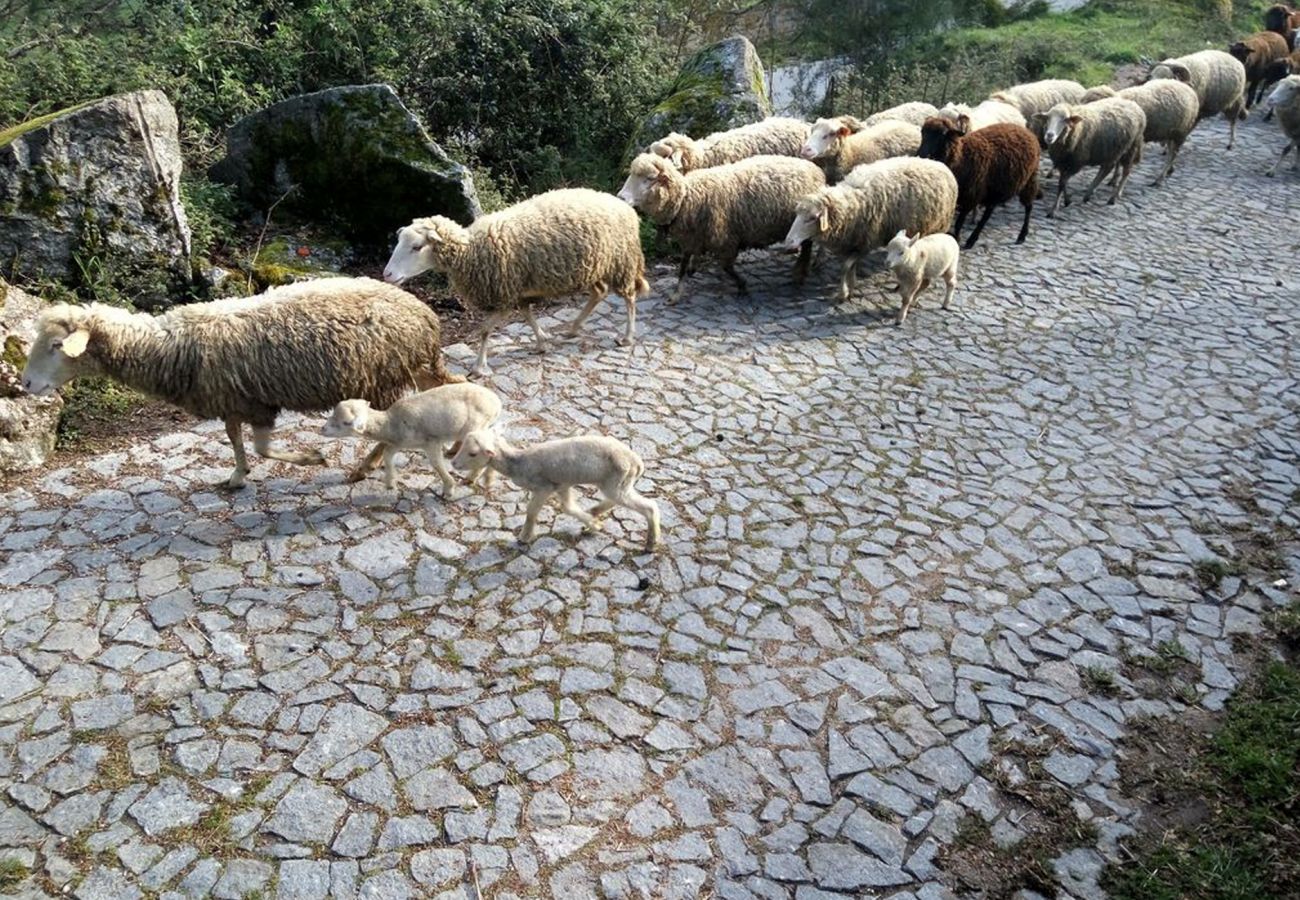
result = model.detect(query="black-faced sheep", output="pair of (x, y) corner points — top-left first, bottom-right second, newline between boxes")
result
(21, 277), (458, 488)
(917, 117), (1040, 249)
(618, 153), (826, 301)
(1148, 50), (1247, 148)
(1265, 74), (1300, 175)
(1229, 31), (1292, 107)
(782, 157), (958, 301)
(384, 188), (648, 378)
(648, 117), (811, 172)
(1264, 4), (1300, 39)
(801, 116), (923, 184)
(1041, 98), (1146, 216)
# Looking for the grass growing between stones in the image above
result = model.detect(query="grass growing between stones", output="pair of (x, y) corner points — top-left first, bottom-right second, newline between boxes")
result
(0, 858), (28, 891)
(1104, 657), (1300, 899)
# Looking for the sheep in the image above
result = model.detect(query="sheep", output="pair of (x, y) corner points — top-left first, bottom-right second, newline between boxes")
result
(1229, 31), (1292, 107)
(1080, 85), (1118, 103)
(917, 117), (1040, 248)
(864, 101), (940, 127)
(936, 99), (1027, 131)
(989, 79), (1087, 118)
(781, 156), (958, 302)
(1261, 50), (1300, 119)
(801, 117), (923, 184)
(884, 230), (960, 326)
(1264, 4), (1300, 39)
(1113, 80), (1200, 185)
(450, 430), (660, 552)
(1147, 50), (1247, 148)
(617, 152), (825, 301)
(648, 117), (811, 172)
(384, 188), (648, 378)
(321, 382), (501, 496)
(1041, 98), (1146, 217)
(1264, 74), (1300, 176)
(20, 277), (458, 488)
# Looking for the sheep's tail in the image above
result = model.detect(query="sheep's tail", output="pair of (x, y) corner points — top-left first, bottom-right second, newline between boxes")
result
(418, 351), (465, 389)
(636, 276), (651, 298)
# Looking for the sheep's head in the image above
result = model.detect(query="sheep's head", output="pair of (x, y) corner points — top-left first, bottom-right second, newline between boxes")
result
(384, 217), (464, 284)
(1228, 42), (1251, 63)
(648, 133), (697, 170)
(884, 229), (917, 269)
(802, 117), (859, 160)
(618, 154), (676, 209)
(321, 399), (371, 438)
(784, 193), (832, 249)
(1042, 104), (1080, 146)
(21, 304), (101, 396)
(450, 429), (498, 474)
(1268, 73), (1300, 108)
(918, 116), (965, 161)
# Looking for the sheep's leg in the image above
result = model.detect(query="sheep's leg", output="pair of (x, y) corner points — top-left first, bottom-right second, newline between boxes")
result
(721, 254), (747, 295)
(1226, 102), (1244, 150)
(620, 488), (661, 552)
(1016, 195), (1033, 244)
(346, 443), (386, 483)
(1154, 140), (1180, 186)
(558, 487), (598, 530)
(942, 268), (958, 310)
(424, 444), (455, 499)
(1110, 154), (1137, 204)
(669, 254), (692, 304)
(519, 490), (553, 543)
(793, 240), (813, 285)
(381, 446), (399, 490)
(251, 425), (326, 469)
(964, 205), (996, 250)
(566, 288), (604, 338)
(952, 207), (971, 241)
(224, 418), (249, 489)
(619, 292), (637, 347)
(838, 257), (859, 300)
(589, 498), (617, 520)
(524, 305), (552, 351)
(896, 283), (922, 326)
(1049, 172), (1069, 218)
(1267, 141), (1295, 176)
(1081, 165), (1111, 203)
(472, 313), (505, 378)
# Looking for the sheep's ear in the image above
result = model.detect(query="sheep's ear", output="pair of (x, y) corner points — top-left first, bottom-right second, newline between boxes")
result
(670, 149), (685, 168)
(1171, 64), (1192, 84)
(61, 329), (90, 358)
(1067, 115), (1082, 126)
(655, 169), (672, 186)
(836, 125), (852, 138)
(817, 204), (831, 234)
(955, 114), (972, 134)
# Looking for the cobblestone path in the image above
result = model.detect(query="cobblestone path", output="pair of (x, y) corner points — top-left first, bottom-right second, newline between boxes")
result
(2, 117), (1299, 900)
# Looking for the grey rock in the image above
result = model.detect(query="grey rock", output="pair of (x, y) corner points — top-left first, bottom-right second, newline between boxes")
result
(265, 780), (347, 844)
(807, 842), (912, 890)
(128, 778), (208, 836)
(276, 859), (332, 899)
(409, 848), (466, 889)
(212, 859), (273, 899)
(293, 703), (388, 777)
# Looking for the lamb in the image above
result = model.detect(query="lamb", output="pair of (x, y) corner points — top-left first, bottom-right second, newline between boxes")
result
(801, 116), (923, 183)
(1041, 98), (1146, 216)
(617, 153), (825, 300)
(1147, 50), (1247, 148)
(781, 156), (958, 301)
(1113, 80), (1200, 185)
(1080, 85), (1118, 103)
(451, 430), (661, 552)
(384, 188), (648, 378)
(1264, 4), (1300, 39)
(884, 230), (960, 326)
(936, 99), (1027, 131)
(20, 277), (458, 488)
(864, 101), (940, 127)
(321, 383), (502, 496)
(917, 117), (1040, 248)
(1229, 31), (1292, 107)
(1264, 74), (1300, 176)
(648, 117), (811, 172)
(989, 79), (1086, 118)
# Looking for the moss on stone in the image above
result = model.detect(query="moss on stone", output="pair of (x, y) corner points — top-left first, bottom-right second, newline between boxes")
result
(2, 336), (27, 370)
(0, 101), (96, 149)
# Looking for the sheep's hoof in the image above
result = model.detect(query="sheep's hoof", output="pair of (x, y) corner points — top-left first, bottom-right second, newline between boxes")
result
(344, 467), (369, 484)
(470, 365), (493, 379)
(306, 450), (327, 466)
(218, 475), (247, 492)
(1266, 170), (1275, 178)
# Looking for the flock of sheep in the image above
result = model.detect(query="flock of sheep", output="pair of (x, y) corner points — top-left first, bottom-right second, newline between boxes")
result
(17, 6), (1300, 555)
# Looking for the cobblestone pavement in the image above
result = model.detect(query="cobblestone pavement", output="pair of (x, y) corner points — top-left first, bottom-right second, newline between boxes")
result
(2, 117), (1299, 900)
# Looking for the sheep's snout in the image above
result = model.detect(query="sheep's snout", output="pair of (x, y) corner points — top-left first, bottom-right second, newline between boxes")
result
(800, 144), (817, 160)
(382, 266), (404, 285)
(616, 188), (635, 205)
(19, 373), (53, 397)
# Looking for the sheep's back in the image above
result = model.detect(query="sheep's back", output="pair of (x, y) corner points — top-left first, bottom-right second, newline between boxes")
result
(864, 102), (939, 127)
(1173, 50), (1246, 116)
(950, 125), (1040, 208)
(1049, 99), (1146, 169)
(1117, 81), (1198, 143)
(680, 156), (826, 251)
(700, 117), (811, 167)
(841, 158), (958, 251)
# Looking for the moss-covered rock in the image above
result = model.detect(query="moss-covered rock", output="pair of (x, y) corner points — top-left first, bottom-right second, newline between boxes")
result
(248, 235), (352, 289)
(629, 36), (773, 156)
(0, 91), (195, 308)
(210, 84), (480, 243)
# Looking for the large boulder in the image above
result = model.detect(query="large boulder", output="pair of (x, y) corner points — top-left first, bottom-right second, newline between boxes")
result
(1, 279), (61, 474)
(211, 84), (480, 242)
(0, 90), (194, 308)
(630, 35), (772, 154)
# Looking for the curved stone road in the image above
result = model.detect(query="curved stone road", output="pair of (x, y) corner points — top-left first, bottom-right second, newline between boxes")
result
(1, 117), (1298, 900)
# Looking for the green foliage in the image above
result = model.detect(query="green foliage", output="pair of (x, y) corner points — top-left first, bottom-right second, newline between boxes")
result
(55, 377), (149, 449)
(0, 858), (27, 892)
(180, 177), (238, 261)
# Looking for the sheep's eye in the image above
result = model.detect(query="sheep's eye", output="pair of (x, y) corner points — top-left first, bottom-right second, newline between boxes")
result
(50, 339), (63, 350)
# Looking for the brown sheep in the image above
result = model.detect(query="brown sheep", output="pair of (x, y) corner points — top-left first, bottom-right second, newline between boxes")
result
(1230, 31), (1292, 107)
(917, 117), (1040, 249)
(1264, 4), (1300, 40)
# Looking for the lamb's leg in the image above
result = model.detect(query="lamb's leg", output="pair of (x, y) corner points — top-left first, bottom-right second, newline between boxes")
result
(251, 425), (326, 469)
(942, 268), (958, 310)
(793, 240), (813, 285)
(1081, 165), (1111, 203)
(1267, 141), (1295, 176)
(423, 444), (456, 499)
(519, 490), (553, 543)
(558, 487), (598, 530)
(524, 305), (552, 351)
(472, 313), (504, 378)
(619, 488), (661, 552)
(896, 284), (922, 326)
(721, 255), (747, 295)
(346, 443), (386, 483)
(381, 446), (399, 490)
(566, 289), (604, 338)
(964, 204), (996, 250)
(224, 417), (249, 489)
(670, 254), (692, 303)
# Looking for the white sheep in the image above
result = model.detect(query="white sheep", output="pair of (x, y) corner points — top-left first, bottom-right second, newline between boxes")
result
(864, 101), (940, 127)
(801, 117), (922, 184)
(936, 99), (1027, 131)
(1115, 80), (1200, 185)
(1147, 50), (1247, 148)
(1041, 98), (1146, 216)
(383, 188), (648, 378)
(649, 117), (811, 172)
(1265, 74), (1300, 175)
(990, 79), (1087, 118)
(321, 382), (502, 496)
(884, 230), (960, 326)
(451, 430), (661, 552)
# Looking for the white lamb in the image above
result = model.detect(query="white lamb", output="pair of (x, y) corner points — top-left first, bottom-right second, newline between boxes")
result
(884, 230), (960, 325)
(451, 430), (660, 552)
(321, 383), (502, 496)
